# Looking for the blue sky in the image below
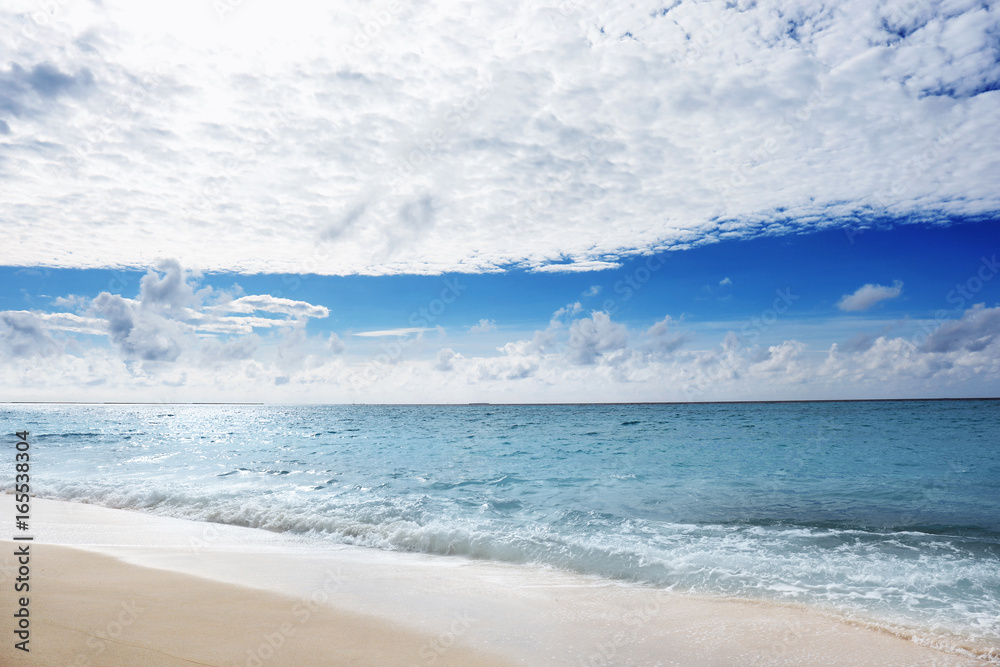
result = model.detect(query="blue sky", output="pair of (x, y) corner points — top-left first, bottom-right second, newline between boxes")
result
(4, 220), (997, 334)
(3, 219), (997, 402)
(1, 0), (999, 401)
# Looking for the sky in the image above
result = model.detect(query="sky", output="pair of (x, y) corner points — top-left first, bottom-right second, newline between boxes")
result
(1, 0), (998, 402)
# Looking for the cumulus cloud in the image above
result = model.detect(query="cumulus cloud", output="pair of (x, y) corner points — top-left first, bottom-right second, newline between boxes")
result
(139, 259), (201, 311)
(644, 316), (687, 355)
(434, 347), (461, 372)
(4, 293), (1000, 401)
(1, 1), (997, 275)
(417, 304), (1000, 402)
(819, 307), (1000, 391)
(0, 259), (330, 373)
(552, 302), (583, 322)
(750, 340), (808, 376)
(566, 311), (629, 365)
(719, 277), (732, 287)
(468, 319), (496, 334)
(0, 312), (62, 358)
(837, 280), (904, 311)
(921, 304), (1000, 353)
(92, 292), (189, 362)
(327, 332), (345, 354)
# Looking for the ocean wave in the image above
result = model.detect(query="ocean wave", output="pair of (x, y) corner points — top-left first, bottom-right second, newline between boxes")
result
(8, 400), (1000, 663)
(29, 479), (1000, 658)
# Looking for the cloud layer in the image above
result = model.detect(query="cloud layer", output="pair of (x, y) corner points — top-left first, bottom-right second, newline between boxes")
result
(1, 259), (330, 374)
(2, 261), (998, 402)
(1, 0), (998, 275)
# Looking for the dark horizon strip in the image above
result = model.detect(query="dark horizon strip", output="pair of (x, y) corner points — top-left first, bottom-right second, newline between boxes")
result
(3, 397), (998, 406)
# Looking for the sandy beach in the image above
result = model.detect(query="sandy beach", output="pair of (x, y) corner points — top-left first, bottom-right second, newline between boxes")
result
(0, 497), (991, 666)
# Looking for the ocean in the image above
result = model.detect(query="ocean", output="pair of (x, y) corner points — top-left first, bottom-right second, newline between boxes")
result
(4, 400), (999, 660)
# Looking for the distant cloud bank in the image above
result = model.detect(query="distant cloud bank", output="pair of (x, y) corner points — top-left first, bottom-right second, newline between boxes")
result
(2, 260), (998, 402)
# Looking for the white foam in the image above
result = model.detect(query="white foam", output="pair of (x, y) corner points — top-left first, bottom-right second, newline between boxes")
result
(4, 497), (995, 666)
(18, 479), (1000, 657)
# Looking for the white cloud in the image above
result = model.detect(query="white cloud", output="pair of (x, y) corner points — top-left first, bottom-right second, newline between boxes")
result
(327, 332), (345, 354)
(837, 280), (904, 312)
(644, 316), (687, 355)
(0, 259), (329, 373)
(551, 302), (583, 322)
(583, 285), (602, 297)
(468, 319), (497, 334)
(224, 295), (330, 320)
(4, 296), (1000, 401)
(1, 1), (997, 276)
(6, 311), (106, 336)
(92, 291), (191, 362)
(819, 306), (1000, 389)
(719, 277), (732, 287)
(434, 347), (462, 372)
(198, 336), (259, 367)
(139, 258), (201, 311)
(530, 262), (624, 274)
(921, 303), (1000, 353)
(191, 315), (308, 335)
(0, 312), (62, 358)
(566, 311), (629, 365)
(353, 327), (434, 337)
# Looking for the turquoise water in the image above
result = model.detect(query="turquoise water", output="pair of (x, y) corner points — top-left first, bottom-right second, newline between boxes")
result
(3, 400), (999, 657)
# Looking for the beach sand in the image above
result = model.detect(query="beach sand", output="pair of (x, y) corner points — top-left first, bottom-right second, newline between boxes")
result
(0, 497), (991, 666)
(1, 543), (512, 667)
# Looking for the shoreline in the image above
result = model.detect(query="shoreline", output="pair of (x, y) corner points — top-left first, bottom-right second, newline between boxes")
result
(1, 497), (996, 665)
(1, 543), (514, 667)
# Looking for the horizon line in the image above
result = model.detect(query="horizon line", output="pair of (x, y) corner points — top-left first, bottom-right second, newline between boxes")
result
(2, 397), (998, 406)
